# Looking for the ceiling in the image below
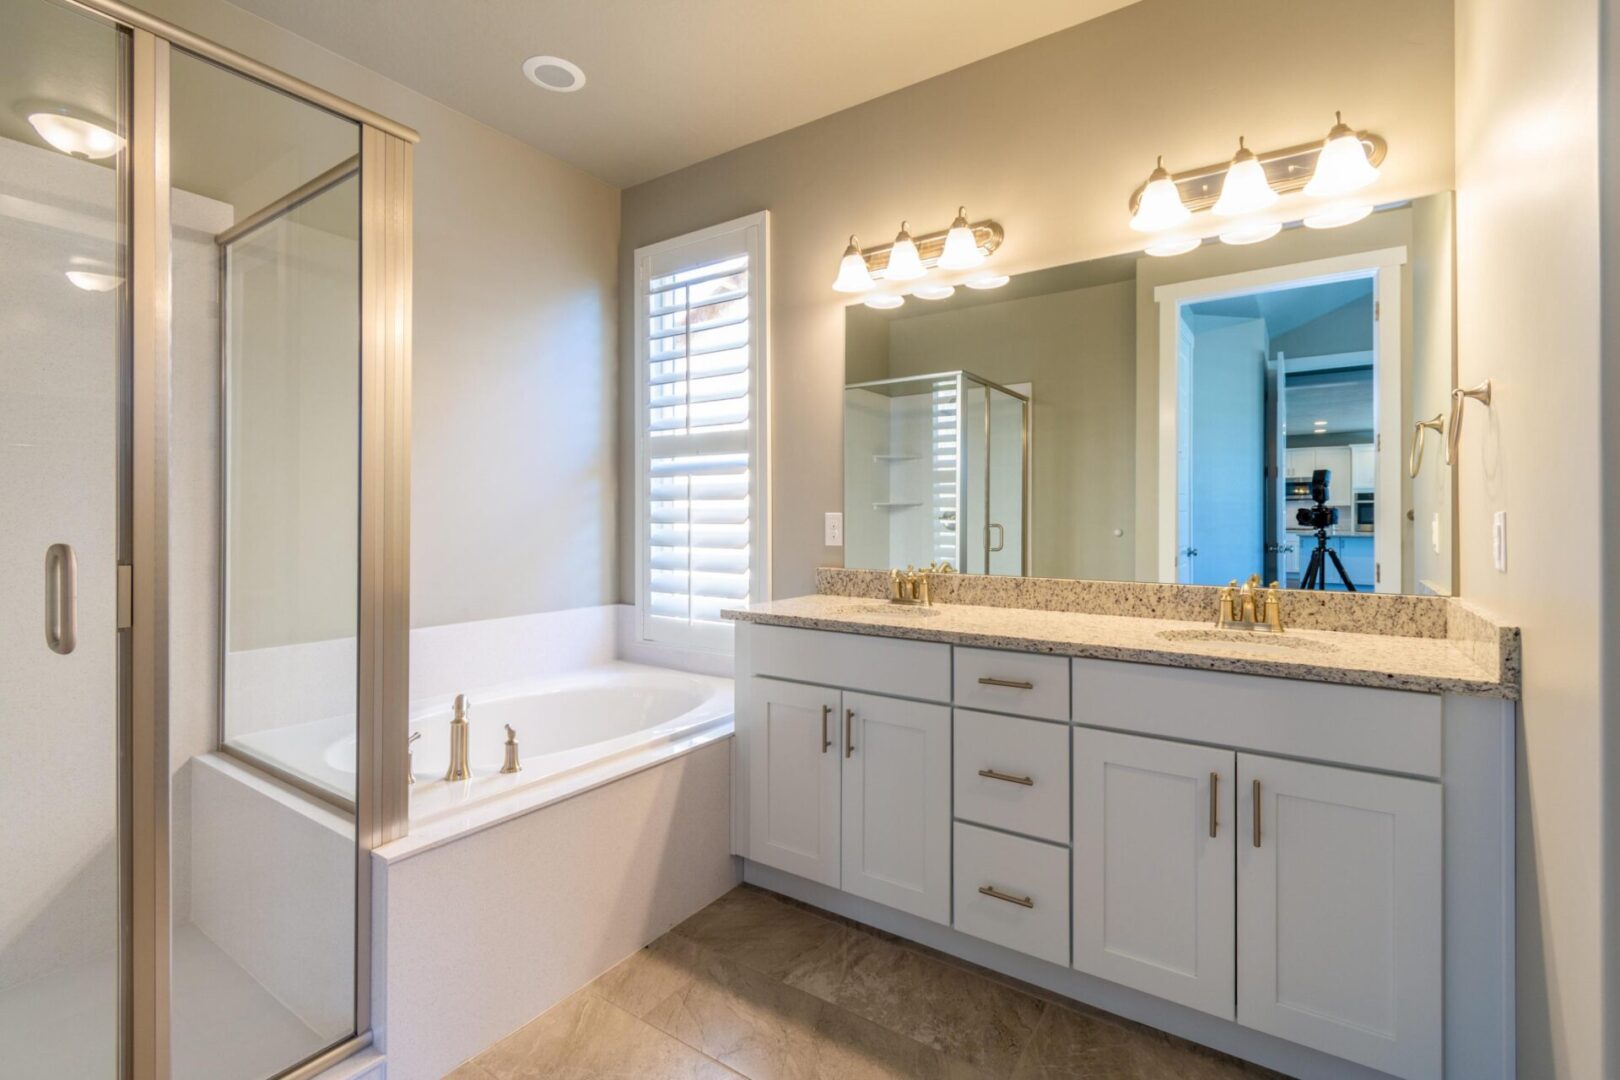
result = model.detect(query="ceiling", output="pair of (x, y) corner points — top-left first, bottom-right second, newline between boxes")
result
(223, 0), (1141, 188)
(1185, 278), (1372, 339)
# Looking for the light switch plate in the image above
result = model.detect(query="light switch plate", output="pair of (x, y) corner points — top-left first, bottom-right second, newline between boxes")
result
(1492, 510), (1507, 571)
(1431, 512), (1441, 555)
(824, 511), (844, 547)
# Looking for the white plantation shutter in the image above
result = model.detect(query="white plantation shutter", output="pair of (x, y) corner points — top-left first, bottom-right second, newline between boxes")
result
(636, 213), (769, 651)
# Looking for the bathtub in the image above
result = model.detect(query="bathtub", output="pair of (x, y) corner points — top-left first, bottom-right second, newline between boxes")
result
(226, 661), (734, 828)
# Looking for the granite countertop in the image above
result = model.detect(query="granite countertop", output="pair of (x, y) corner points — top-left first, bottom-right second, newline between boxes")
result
(723, 594), (1517, 698)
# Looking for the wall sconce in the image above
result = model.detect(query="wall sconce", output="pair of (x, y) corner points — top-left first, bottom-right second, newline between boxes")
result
(831, 210), (1004, 294)
(1128, 113), (1386, 254)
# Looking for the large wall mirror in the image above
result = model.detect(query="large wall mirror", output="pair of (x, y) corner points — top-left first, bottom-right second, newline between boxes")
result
(843, 193), (1456, 596)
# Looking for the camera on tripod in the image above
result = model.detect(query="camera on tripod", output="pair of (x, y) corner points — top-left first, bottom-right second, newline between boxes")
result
(1294, 469), (1339, 531)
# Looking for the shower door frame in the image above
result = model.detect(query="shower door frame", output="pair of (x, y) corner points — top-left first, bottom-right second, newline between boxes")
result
(56, 1), (420, 1077)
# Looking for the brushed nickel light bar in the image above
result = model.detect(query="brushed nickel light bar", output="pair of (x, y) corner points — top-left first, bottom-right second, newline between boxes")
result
(1129, 130), (1387, 216)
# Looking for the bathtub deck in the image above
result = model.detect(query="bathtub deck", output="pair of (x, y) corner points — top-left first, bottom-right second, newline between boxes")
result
(442, 884), (1280, 1080)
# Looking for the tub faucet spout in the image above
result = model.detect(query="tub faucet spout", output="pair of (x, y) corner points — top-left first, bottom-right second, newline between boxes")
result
(445, 693), (473, 781)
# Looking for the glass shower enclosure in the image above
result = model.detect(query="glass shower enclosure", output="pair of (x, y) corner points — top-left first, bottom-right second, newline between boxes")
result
(844, 371), (1029, 575)
(0, 1), (414, 1078)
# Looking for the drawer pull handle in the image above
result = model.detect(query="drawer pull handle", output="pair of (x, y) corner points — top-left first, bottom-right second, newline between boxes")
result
(1253, 779), (1262, 848)
(977, 676), (1034, 690)
(821, 705), (832, 754)
(978, 768), (1034, 787)
(978, 884), (1034, 909)
(845, 709), (855, 758)
(1209, 771), (1218, 838)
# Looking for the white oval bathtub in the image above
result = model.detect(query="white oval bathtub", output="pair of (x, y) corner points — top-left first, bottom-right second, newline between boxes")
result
(315, 662), (732, 823)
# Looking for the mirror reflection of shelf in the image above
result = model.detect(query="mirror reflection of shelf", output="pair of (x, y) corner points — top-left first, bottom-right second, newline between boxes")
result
(873, 453), (919, 463)
(873, 501), (923, 509)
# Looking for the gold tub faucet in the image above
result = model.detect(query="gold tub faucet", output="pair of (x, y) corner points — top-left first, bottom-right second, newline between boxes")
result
(444, 693), (473, 781)
(501, 724), (522, 774)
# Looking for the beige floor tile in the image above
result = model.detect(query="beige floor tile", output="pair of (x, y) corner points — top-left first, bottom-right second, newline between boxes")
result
(646, 934), (991, 1080)
(474, 990), (740, 1080)
(1010, 1004), (1280, 1080)
(778, 920), (1047, 1074)
(442, 1061), (498, 1080)
(671, 887), (848, 979)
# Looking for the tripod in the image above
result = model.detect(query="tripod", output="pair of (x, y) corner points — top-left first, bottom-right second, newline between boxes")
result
(1299, 524), (1356, 591)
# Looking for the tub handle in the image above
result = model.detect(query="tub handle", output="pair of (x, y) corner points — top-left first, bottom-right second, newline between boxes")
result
(821, 705), (832, 754)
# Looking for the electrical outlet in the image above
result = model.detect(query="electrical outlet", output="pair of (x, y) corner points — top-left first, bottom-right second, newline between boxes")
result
(824, 511), (844, 547)
(1492, 511), (1507, 572)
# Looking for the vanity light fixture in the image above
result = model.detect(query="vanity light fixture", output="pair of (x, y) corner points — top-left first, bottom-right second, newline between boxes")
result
(1304, 112), (1380, 198)
(913, 284), (957, 300)
(832, 236), (876, 292)
(863, 293), (905, 309)
(1212, 137), (1279, 217)
(964, 273), (1010, 290)
(27, 110), (123, 159)
(938, 207), (986, 270)
(1303, 203), (1374, 230)
(1144, 236), (1201, 257)
(65, 270), (123, 292)
(884, 221), (926, 281)
(1218, 220), (1282, 246)
(1129, 157), (1192, 232)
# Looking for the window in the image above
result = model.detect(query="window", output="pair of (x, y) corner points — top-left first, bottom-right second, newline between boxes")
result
(635, 212), (769, 652)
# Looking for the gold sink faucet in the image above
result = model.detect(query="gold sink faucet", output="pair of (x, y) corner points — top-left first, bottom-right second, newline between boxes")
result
(890, 561), (954, 606)
(1216, 574), (1284, 633)
(444, 693), (473, 781)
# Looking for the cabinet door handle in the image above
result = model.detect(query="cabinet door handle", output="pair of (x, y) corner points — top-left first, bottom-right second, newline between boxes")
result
(978, 884), (1034, 909)
(1252, 779), (1262, 848)
(821, 705), (832, 754)
(845, 709), (855, 758)
(978, 768), (1034, 787)
(977, 676), (1034, 690)
(1209, 771), (1218, 838)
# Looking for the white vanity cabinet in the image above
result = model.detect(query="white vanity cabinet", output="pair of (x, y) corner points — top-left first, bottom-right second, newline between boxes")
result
(733, 620), (1513, 1080)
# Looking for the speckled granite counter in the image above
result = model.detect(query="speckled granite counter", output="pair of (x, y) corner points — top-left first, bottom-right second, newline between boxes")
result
(723, 593), (1518, 699)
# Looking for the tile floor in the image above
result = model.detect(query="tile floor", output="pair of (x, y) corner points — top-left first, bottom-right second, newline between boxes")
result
(446, 884), (1286, 1080)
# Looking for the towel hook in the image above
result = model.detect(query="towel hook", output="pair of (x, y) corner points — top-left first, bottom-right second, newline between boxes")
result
(1409, 413), (1445, 478)
(1445, 380), (1492, 466)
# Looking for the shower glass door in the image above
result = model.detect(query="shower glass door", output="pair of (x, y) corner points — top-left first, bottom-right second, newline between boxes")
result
(0, 0), (128, 1074)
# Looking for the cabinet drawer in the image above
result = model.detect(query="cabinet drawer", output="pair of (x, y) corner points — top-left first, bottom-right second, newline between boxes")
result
(953, 648), (1070, 720)
(747, 624), (950, 703)
(954, 709), (1069, 844)
(953, 822), (1069, 966)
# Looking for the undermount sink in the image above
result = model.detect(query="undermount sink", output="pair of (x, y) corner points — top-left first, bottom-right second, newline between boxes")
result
(1156, 628), (1337, 653)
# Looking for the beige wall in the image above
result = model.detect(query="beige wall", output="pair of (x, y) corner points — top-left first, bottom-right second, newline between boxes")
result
(1455, 0), (1611, 1076)
(141, 0), (622, 630)
(880, 282), (1137, 581)
(618, 0), (1455, 600)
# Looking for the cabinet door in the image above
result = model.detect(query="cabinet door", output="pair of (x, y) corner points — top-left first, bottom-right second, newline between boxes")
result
(1073, 729), (1235, 1019)
(746, 677), (842, 887)
(841, 691), (951, 923)
(1351, 443), (1376, 492)
(1238, 754), (1441, 1080)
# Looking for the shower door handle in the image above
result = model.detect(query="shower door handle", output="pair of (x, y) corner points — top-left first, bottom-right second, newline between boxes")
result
(44, 543), (78, 655)
(987, 523), (1005, 553)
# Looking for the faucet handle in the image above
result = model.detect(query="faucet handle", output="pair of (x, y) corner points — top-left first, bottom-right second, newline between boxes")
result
(407, 731), (422, 747)
(505, 723), (517, 743)
(453, 693), (470, 720)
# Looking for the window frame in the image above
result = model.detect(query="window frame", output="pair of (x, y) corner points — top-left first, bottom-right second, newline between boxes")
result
(633, 211), (770, 654)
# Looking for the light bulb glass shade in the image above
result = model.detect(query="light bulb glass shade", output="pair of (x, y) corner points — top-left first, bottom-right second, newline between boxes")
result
(1303, 203), (1373, 230)
(65, 270), (123, 292)
(1304, 116), (1379, 198)
(884, 221), (925, 280)
(938, 207), (984, 270)
(1218, 220), (1282, 246)
(863, 293), (905, 309)
(832, 237), (875, 292)
(28, 112), (124, 159)
(1130, 160), (1191, 232)
(964, 273), (1009, 290)
(913, 284), (956, 300)
(1144, 235), (1200, 257)
(1212, 140), (1278, 217)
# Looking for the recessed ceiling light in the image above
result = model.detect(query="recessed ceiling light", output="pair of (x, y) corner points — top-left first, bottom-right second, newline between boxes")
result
(522, 55), (586, 93)
(863, 294), (905, 309)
